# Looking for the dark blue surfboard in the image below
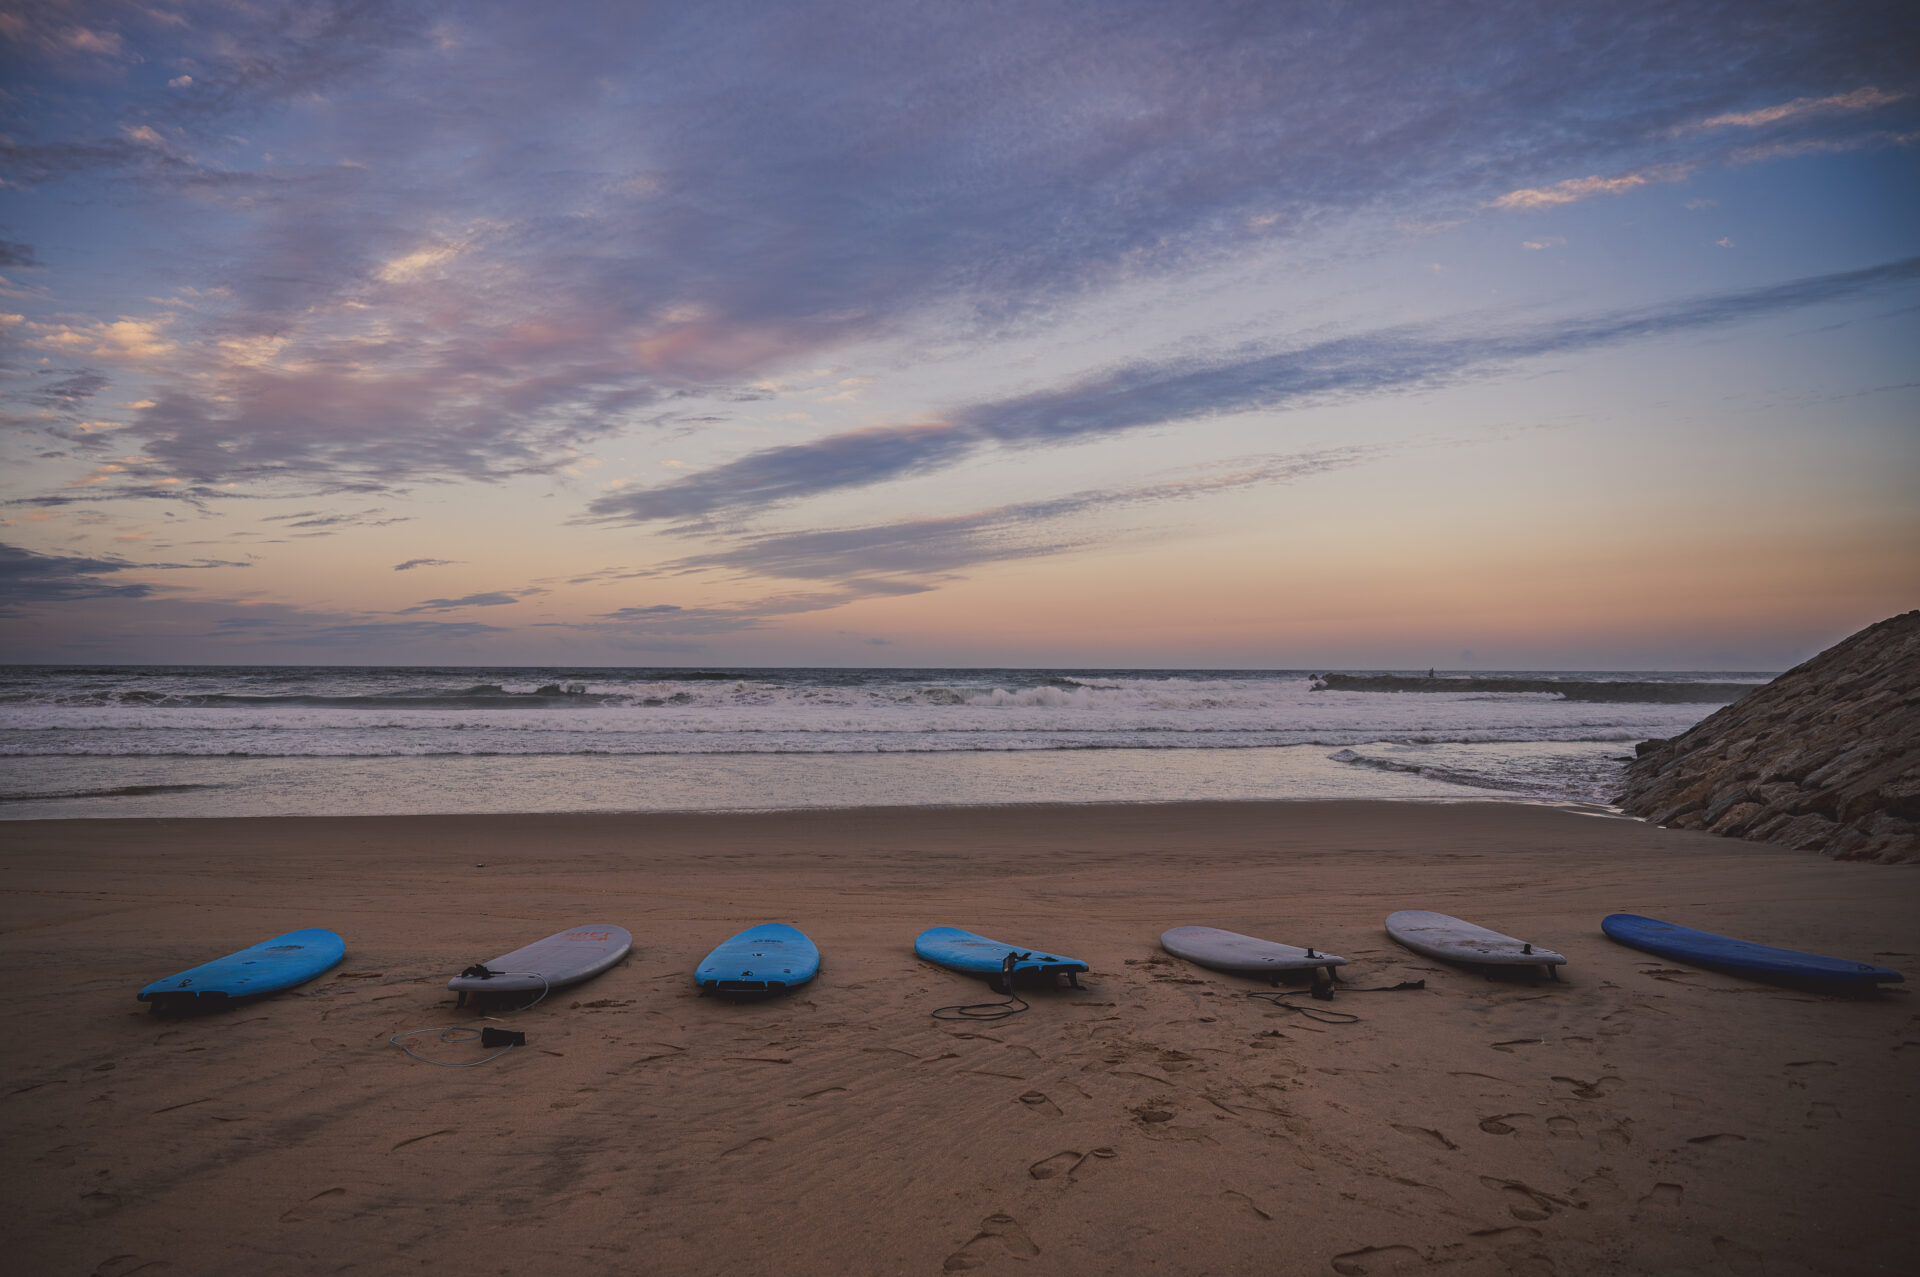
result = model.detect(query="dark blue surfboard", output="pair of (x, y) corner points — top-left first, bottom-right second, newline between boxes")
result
(696, 923), (819, 997)
(1602, 914), (1902, 988)
(915, 926), (1087, 987)
(138, 928), (346, 1012)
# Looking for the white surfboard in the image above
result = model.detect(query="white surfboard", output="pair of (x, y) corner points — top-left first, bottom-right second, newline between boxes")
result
(447, 924), (632, 1004)
(1161, 926), (1347, 975)
(1385, 911), (1564, 967)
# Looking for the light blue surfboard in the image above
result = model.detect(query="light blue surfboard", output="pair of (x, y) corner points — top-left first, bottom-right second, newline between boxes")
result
(1602, 914), (1903, 989)
(915, 926), (1087, 988)
(138, 928), (345, 1012)
(696, 923), (820, 997)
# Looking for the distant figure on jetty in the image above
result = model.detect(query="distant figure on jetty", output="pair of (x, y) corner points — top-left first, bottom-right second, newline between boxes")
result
(1427, 668), (1435, 678)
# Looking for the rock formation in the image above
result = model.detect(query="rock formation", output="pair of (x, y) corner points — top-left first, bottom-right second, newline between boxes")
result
(1616, 610), (1920, 864)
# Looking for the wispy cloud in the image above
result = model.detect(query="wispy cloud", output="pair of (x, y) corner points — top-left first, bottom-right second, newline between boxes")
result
(24, 369), (111, 409)
(1488, 166), (1688, 211)
(662, 447), (1384, 585)
(1730, 129), (1920, 164)
(394, 589), (546, 614)
(210, 615), (507, 646)
(0, 543), (163, 614)
(393, 557), (459, 571)
(589, 258), (1920, 526)
(8, 2), (1912, 503)
(0, 542), (252, 615)
(1699, 87), (1907, 129)
(569, 582), (930, 640)
(261, 507), (412, 535)
(394, 593), (518, 613)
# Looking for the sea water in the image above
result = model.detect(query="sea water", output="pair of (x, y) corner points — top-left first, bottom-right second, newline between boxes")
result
(0, 666), (1763, 819)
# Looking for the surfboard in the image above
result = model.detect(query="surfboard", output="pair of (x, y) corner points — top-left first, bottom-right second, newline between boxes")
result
(695, 923), (820, 997)
(914, 926), (1088, 988)
(1161, 926), (1347, 977)
(1386, 911), (1567, 969)
(138, 928), (345, 1012)
(1602, 913), (1903, 988)
(446, 924), (632, 1004)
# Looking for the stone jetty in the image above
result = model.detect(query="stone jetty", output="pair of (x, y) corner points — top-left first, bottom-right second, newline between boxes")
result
(1615, 611), (1920, 864)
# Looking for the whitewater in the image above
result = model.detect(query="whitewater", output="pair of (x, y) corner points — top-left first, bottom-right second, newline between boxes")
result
(0, 665), (1762, 819)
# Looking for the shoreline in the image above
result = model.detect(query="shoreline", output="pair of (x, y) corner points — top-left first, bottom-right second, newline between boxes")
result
(5, 800), (1916, 1274)
(0, 790), (1634, 821)
(0, 740), (1648, 820)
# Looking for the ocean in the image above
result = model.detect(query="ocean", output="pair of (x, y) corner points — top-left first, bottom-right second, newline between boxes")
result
(0, 665), (1762, 820)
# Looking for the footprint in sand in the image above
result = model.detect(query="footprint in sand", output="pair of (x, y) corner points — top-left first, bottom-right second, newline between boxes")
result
(80, 1189), (122, 1215)
(278, 1187), (346, 1224)
(1478, 1113), (1532, 1136)
(1551, 1075), (1621, 1100)
(1479, 1177), (1563, 1223)
(91, 1256), (170, 1277)
(721, 1136), (772, 1158)
(1221, 1189), (1272, 1220)
(1331, 1244), (1423, 1275)
(1545, 1116), (1580, 1139)
(1638, 1182), (1684, 1209)
(1489, 1039), (1543, 1054)
(1017, 1091), (1062, 1116)
(1391, 1124), (1458, 1151)
(390, 1129), (454, 1151)
(1028, 1151), (1081, 1180)
(1686, 1133), (1746, 1146)
(1804, 1102), (1840, 1129)
(1464, 1227), (1551, 1274)
(1711, 1235), (1768, 1276)
(1597, 1120), (1634, 1149)
(943, 1213), (1040, 1271)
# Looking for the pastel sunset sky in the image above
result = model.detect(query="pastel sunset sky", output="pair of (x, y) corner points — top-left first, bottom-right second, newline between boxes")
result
(3, 1), (1915, 668)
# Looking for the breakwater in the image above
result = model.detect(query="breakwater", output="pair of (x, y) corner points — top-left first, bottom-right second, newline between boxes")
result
(1310, 675), (1756, 704)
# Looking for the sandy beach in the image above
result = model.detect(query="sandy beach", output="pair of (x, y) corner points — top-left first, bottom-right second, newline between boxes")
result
(4, 800), (1916, 1276)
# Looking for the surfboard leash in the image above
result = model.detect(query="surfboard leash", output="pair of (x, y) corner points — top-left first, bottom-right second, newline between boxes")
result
(1244, 979), (1425, 1024)
(931, 952), (1032, 1021)
(389, 971), (552, 1067)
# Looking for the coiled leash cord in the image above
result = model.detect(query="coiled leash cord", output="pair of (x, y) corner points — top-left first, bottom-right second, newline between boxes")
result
(389, 969), (551, 1067)
(1245, 978), (1426, 1024)
(932, 952), (1032, 1022)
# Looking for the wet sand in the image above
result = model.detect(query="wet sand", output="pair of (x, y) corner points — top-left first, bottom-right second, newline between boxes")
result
(3, 801), (1915, 1276)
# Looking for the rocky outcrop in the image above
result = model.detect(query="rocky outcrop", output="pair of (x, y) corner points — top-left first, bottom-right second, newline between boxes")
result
(1616, 611), (1920, 864)
(1310, 674), (1754, 703)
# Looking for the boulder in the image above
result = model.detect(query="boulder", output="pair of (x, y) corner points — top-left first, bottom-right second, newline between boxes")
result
(1615, 610), (1920, 864)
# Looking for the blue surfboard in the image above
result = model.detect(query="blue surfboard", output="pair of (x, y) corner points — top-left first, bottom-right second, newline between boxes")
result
(138, 928), (346, 1012)
(1602, 914), (1903, 989)
(696, 923), (820, 997)
(915, 926), (1088, 988)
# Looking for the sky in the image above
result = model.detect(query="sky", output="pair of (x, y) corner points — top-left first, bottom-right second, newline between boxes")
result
(2, 0), (1916, 669)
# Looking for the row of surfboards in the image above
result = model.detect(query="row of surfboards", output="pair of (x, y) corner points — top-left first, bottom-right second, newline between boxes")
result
(135, 910), (1903, 1012)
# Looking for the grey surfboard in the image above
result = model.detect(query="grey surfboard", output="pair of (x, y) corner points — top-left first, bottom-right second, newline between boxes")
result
(447, 924), (632, 1003)
(1385, 910), (1565, 968)
(1161, 926), (1348, 975)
